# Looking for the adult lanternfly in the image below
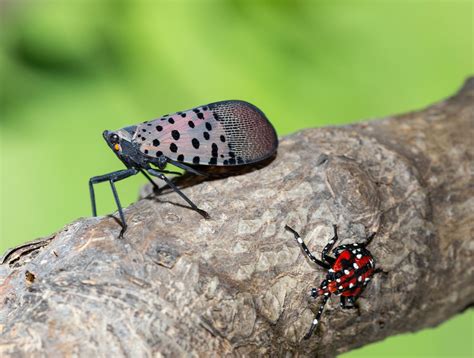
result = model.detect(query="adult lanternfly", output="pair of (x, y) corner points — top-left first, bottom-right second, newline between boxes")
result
(285, 225), (381, 339)
(89, 100), (278, 235)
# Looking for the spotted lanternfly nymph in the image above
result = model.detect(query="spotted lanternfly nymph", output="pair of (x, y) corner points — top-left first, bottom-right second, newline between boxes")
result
(89, 100), (278, 235)
(285, 224), (380, 339)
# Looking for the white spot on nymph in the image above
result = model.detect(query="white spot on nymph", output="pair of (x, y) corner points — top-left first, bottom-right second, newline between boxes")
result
(297, 237), (303, 243)
(358, 276), (362, 282)
(353, 243), (358, 246)
(322, 286), (327, 289)
(349, 283), (354, 288)
(352, 250), (357, 254)
(313, 319), (319, 324)
(353, 263), (359, 269)
(356, 254), (362, 259)
(324, 292), (329, 296)
(329, 269), (335, 273)
(344, 269), (350, 275)
(338, 285), (343, 290)
(336, 278), (341, 283)
(365, 277), (370, 282)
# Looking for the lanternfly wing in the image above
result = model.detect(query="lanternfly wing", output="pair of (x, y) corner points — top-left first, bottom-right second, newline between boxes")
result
(134, 100), (278, 166)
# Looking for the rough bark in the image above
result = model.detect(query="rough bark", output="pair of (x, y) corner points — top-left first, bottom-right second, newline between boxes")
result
(1, 78), (473, 357)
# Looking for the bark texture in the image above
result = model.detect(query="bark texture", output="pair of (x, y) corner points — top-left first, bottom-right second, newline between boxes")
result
(1, 78), (473, 357)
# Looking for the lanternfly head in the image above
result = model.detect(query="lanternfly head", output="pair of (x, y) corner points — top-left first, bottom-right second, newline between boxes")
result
(103, 127), (132, 152)
(102, 126), (143, 167)
(103, 130), (121, 152)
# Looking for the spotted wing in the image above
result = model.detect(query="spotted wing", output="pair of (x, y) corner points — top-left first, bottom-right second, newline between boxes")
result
(134, 100), (278, 166)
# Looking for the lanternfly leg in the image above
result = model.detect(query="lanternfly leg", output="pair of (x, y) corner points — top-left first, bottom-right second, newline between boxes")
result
(140, 169), (183, 193)
(322, 224), (338, 265)
(284, 225), (331, 269)
(89, 168), (138, 217)
(140, 169), (161, 192)
(167, 159), (209, 177)
(340, 295), (358, 309)
(304, 294), (330, 340)
(159, 169), (184, 176)
(109, 180), (126, 237)
(363, 231), (377, 247)
(147, 169), (210, 219)
(311, 279), (329, 298)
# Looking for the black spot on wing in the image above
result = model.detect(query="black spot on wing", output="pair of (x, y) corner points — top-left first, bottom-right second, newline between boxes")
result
(211, 143), (218, 158)
(171, 130), (180, 140)
(170, 143), (178, 153)
(192, 138), (200, 149)
(203, 132), (210, 140)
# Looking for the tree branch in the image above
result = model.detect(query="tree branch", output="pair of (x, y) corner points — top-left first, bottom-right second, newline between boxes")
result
(1, 78), (473, 357)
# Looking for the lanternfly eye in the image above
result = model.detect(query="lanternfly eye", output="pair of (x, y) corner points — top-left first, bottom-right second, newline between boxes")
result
(110, 134), (119, 143)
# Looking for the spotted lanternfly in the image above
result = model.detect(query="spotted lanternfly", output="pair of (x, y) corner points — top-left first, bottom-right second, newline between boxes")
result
(89, 100), (278, 235)
(285, 225), (381, 339)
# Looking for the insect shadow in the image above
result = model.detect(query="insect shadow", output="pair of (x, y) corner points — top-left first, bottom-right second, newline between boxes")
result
(142, 156), (277, 206)
(155, 155), (276, 190)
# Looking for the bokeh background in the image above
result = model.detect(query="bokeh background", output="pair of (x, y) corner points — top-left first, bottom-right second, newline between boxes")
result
(0, 0), (472, 356)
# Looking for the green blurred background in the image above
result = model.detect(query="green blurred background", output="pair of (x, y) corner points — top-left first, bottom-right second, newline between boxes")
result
(0, 0), (472, 356)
